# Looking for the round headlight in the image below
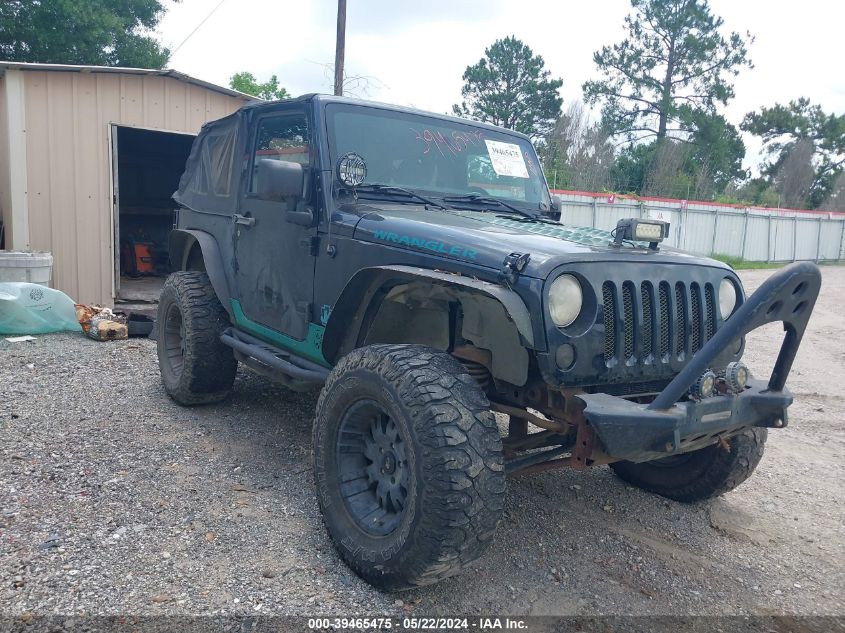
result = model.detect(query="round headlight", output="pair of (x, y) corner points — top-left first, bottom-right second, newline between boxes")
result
(719, 278), (738, 319)
(549, 274), (583, 327)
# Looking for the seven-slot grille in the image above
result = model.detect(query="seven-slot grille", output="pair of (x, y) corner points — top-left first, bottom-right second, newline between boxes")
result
(602, 280), (718, 363)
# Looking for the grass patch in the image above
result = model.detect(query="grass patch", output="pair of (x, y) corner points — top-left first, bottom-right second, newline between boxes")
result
(711, 254), (844, 269)
(710, 254), (785, 270)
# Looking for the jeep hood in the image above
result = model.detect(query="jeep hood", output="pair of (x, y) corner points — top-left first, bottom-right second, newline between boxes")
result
(351, 204), (726, 279)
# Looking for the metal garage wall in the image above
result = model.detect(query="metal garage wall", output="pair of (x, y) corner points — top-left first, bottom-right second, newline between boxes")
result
(0, 74), (9, 247)
(22, 70), (251, 304)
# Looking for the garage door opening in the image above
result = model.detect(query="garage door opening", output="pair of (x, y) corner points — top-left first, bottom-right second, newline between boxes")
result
(112, 125), (195, 304)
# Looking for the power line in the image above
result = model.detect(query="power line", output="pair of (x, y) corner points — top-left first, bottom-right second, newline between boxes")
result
(170, 0), (228, 57)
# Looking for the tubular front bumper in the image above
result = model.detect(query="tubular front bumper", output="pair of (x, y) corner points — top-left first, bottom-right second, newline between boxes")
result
(577, 262), (821, 464)
(578, 379), (790, 462)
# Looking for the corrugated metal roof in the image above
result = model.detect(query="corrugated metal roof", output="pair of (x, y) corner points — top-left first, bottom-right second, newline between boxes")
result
(0, 61), (260, 102)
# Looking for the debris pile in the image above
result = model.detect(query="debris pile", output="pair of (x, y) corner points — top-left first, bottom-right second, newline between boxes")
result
(75, 305), (128, 341)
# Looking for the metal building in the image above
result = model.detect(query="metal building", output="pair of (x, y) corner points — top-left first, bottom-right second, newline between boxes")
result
(0, 62), (256, 305)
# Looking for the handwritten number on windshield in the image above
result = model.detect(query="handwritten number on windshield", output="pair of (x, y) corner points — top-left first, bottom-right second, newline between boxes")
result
(411, 128), (484, 158)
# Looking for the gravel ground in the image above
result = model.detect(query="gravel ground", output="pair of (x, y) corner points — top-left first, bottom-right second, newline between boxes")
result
(1, 266), (843, 619)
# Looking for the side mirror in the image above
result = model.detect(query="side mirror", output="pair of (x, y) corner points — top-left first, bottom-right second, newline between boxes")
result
(256, 159), (304, 202)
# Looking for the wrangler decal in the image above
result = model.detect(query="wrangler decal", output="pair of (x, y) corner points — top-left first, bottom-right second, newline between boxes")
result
(372, 230), (477, 260)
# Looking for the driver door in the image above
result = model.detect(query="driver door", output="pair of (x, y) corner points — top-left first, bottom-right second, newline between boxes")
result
(233, 108), (316, 341)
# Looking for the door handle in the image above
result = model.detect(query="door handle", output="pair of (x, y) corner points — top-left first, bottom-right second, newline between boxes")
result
(233, 213), (256, 227)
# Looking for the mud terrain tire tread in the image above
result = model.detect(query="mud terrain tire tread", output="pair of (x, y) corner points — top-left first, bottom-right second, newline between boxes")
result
(313, 344), (505, 590)
(157, 271), (236, 405)
(610, 427), (767, 502)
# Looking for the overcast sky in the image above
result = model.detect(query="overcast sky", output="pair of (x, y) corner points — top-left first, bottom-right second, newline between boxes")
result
(157, 0), (845, 173)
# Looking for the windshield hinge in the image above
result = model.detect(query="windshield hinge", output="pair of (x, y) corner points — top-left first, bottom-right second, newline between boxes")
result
(499, 252), (531, 285)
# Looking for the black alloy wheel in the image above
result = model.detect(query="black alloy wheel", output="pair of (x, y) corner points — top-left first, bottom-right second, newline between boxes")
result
(337, 400), (410, 536)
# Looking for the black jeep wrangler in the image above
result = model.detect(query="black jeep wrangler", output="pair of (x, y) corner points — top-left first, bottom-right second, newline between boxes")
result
(157, 94), (820, 590)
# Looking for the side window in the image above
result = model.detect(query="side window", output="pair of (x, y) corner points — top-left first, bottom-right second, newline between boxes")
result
(188, 126), (237, 197)
(187, 137), (210, 194)
(207, 130), (236, 196)
(250, 114), (310, 193)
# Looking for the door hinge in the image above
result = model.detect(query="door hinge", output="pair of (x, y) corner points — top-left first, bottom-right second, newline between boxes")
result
(300, 235), (320, 256)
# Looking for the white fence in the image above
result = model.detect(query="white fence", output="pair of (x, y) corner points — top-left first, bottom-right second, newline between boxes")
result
(551, 191), (845, 262)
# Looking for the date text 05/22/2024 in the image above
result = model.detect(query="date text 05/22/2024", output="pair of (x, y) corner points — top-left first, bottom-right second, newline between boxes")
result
(307, 617), (527, 630)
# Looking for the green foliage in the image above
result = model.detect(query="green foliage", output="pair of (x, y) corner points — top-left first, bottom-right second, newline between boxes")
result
(741, 98), (845, 208)
(453, 36), (563, 139)
(583, 0), (751, 142)
(603, 113), (745, 200)
(609, 143), (653, 193)
(575, 0), (751, 201)
(713, 194), (741, 205)
(229, 72), (290, 101)
(0, 0), (172, 68)
(732, 178), (781, 208)
(686, 111), (747, 188)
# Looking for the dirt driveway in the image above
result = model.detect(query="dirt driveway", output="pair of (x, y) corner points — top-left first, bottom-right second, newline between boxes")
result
(1, 267), (843, 620)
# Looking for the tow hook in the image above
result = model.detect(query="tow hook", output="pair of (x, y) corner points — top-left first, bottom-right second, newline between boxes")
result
(500, 252), (531, 285)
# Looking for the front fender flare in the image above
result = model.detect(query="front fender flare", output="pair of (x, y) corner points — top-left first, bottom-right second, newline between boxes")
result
(168, 229), (233, 318)
(322, 265), (535, 364)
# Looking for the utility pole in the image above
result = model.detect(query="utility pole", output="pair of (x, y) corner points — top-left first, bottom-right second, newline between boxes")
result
(334, 0), (346, 96)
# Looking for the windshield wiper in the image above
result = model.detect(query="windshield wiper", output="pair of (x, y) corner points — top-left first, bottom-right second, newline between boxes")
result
(441, 194), (540, 221)
(352, 183), (447, 210)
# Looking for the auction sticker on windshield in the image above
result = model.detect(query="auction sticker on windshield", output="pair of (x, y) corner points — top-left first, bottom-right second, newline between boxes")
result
(484, 140), (529, 178)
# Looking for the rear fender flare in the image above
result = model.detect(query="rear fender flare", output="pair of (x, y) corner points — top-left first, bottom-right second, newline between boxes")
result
(322, 265), (535, 365)
(168, 229), (233, 317)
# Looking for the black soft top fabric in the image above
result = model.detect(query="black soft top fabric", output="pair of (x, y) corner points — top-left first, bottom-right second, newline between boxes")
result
(173, 110), (246, 214)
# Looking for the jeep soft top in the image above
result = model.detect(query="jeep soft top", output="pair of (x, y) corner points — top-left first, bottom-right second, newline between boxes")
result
(156, 94), (820, 590)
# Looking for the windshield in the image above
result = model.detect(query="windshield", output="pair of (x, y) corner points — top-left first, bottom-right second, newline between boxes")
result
(326, 103), (551, 209)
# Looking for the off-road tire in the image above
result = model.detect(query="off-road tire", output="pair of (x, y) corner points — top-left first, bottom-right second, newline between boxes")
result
(157, 271), (237, 405)
(610, 428), (767, 502)
(313, 344), (505, 590)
